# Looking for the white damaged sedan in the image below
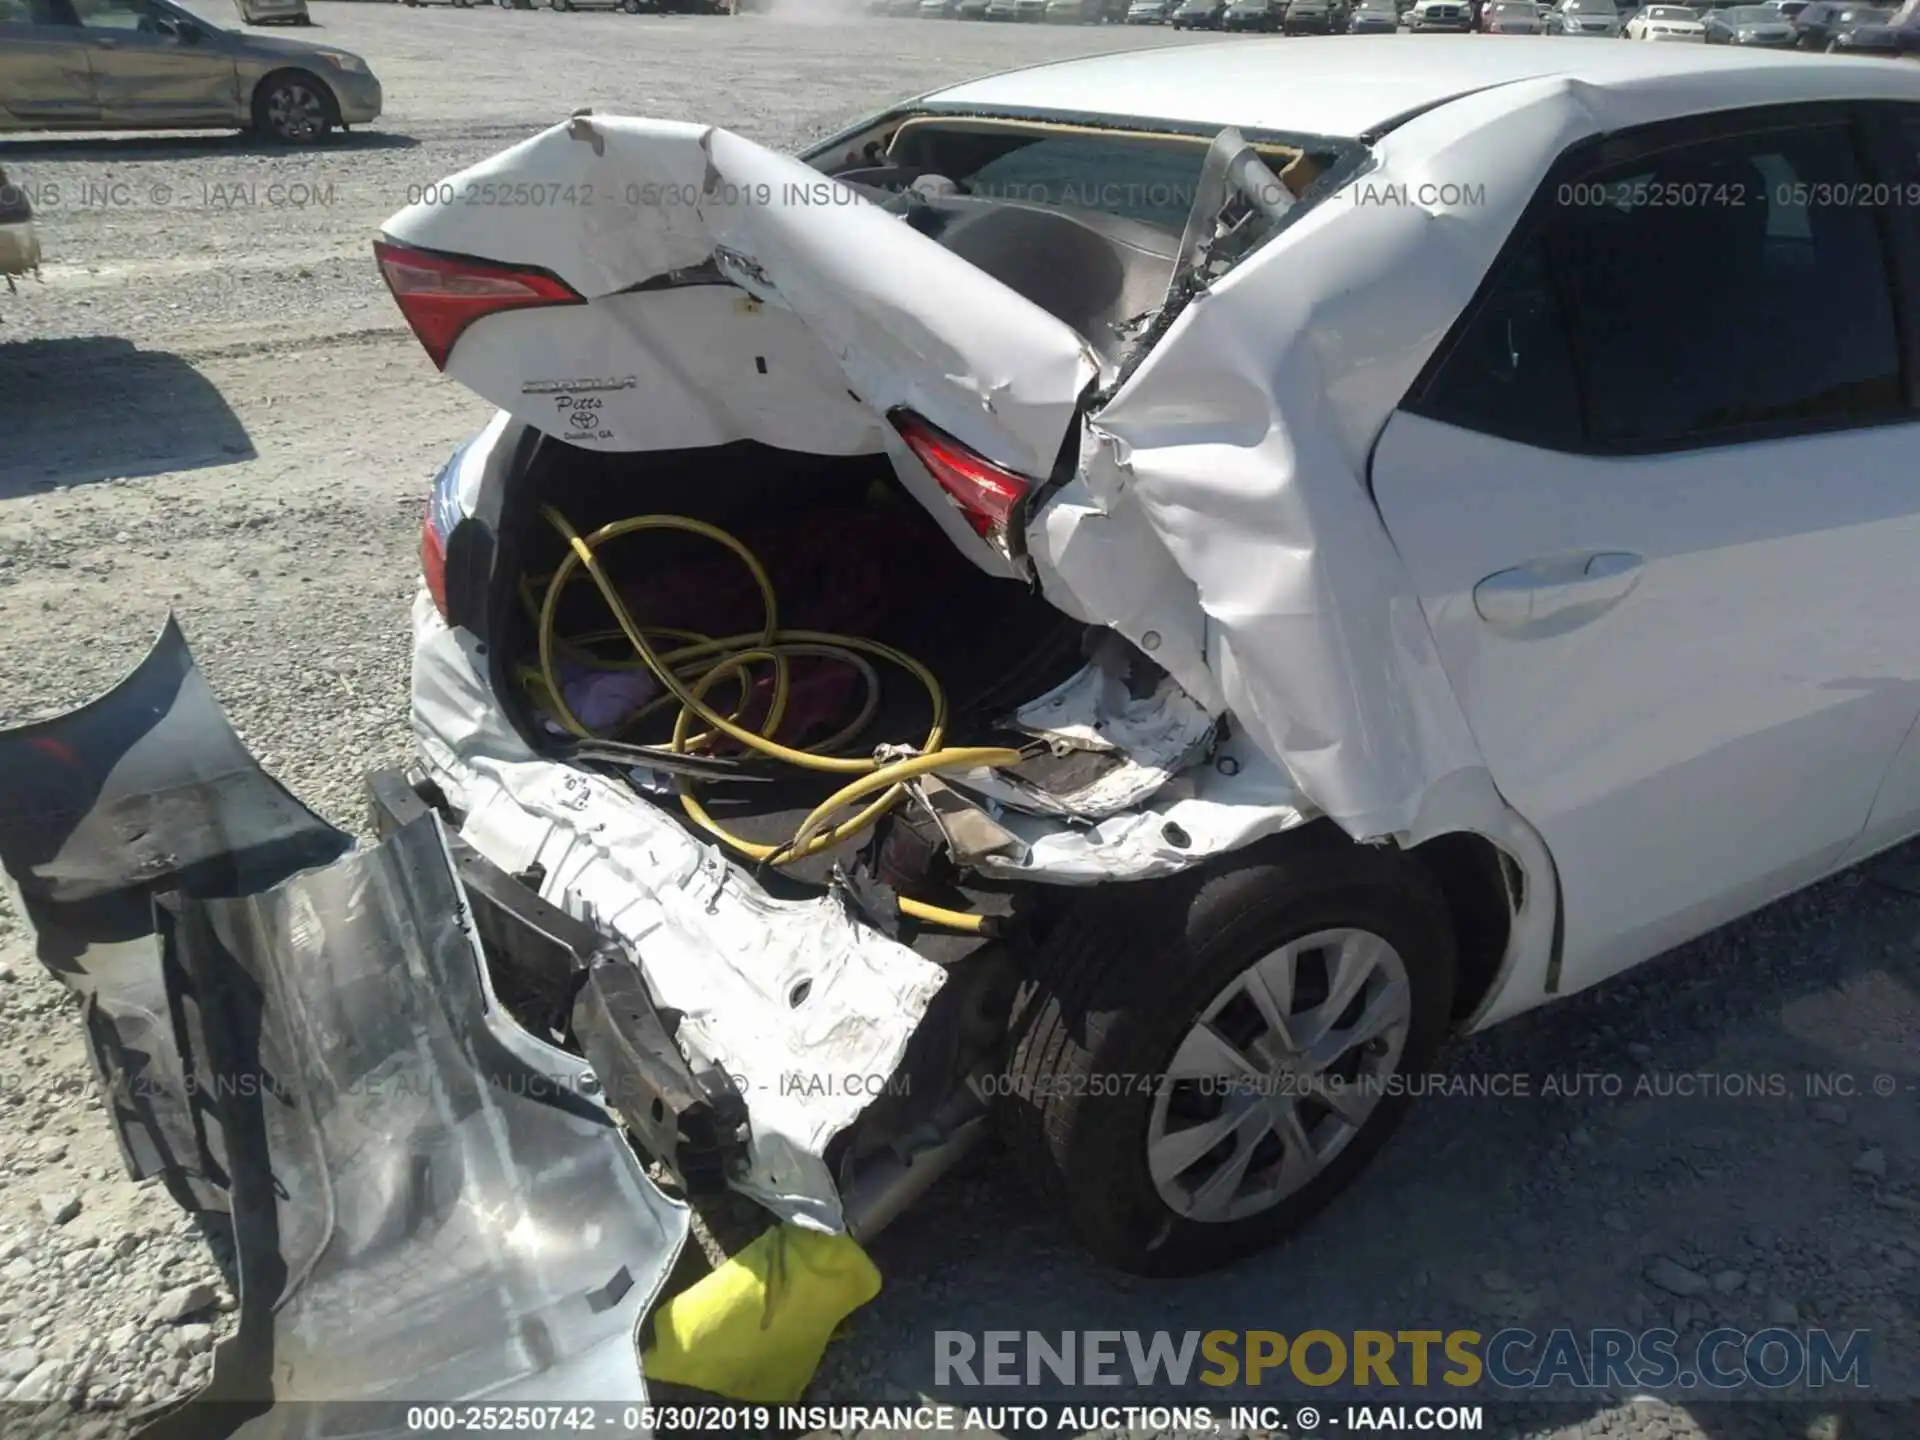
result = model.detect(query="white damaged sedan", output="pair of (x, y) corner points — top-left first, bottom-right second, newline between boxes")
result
(368, 35), (1920, 1276)
(12, 42), (1920, 1331)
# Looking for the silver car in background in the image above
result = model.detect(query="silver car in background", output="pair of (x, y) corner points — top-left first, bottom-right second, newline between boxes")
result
(0, 0), (379, 143)
(1556, 0), (1625, 30)
(232, 0), (310, 25)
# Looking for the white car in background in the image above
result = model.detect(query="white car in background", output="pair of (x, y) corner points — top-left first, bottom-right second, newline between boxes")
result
(14, 40), (1920, 1333)
(1625, 0), (1706, 32)
(1409, 0), (1472, 25)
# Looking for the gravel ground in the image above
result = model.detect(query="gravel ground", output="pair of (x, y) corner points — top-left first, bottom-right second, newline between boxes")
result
(2, 8), (1917, 1438)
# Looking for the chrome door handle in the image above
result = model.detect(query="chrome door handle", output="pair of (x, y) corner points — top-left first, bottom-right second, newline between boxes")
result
(1474, 551), (1643, 630)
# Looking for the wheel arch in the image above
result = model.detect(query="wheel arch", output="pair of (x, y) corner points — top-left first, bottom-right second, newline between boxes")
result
(1401, 813), (1560, 1032)
(249, 66), (340, 127)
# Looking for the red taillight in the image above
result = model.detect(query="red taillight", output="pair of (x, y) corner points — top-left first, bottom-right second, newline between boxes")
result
(421, 499), (449, 619)
(373, 239), (581, 371)
(890, 412), (1035, 552)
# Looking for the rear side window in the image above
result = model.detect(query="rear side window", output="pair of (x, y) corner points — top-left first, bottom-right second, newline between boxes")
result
(1411, 115), (1907, 451)
(1414, 234), (1584, 450)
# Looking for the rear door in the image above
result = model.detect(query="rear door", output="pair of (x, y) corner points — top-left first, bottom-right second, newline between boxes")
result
(1370, 102), (1920, 994)
(72, 0), (236, 126)
(0, 0), (100, 125)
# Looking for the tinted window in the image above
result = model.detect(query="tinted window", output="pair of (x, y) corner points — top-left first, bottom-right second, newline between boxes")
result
(1416, 119), (1903, 450)
(1416, 235), (1584, 450)
(1550, 125), (1900, 445)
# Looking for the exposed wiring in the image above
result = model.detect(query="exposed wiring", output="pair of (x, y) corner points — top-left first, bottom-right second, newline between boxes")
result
(531, 505), (1029, 934)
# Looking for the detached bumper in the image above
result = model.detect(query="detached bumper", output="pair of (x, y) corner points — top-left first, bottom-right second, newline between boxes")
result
(0, 618), (688, 1426)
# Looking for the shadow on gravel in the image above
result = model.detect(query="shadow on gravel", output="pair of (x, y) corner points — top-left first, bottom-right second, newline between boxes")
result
(828, 838), (1920, 1430)
(0, 130), (418, 163)
(0, 337), (253, 495)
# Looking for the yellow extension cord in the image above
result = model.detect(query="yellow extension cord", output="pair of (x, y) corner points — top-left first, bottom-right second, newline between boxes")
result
(529, 505), (1026, 933)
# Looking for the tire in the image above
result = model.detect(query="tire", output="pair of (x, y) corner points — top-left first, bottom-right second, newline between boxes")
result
(251, 71), (336, 144)
(999, 832), (1457, 1276)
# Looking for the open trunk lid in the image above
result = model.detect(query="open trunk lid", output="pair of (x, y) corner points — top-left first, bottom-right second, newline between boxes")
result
(376, 117), (1100, 484)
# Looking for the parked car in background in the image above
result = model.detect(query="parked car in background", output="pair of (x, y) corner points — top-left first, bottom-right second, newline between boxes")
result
(1349, 0), (1399, 26)
(233, 0), (310, 24)
(548, 0), (655, 12)
(1224, 0), (1281, 21)
(1171, 0), (1227, 21)
(1409, 0), (1472, 25)
(1829, 2), (1896, 38)
(1702, 2), (1799, 39)
(1283, 0), (1337, 25)
(985, 0), (1020, 14)
(1555, 0), (1625, 31)
(0, 165), (38, 291)
(956, 0), (992, 14)
(1624, 1), (1706, 33)
(1771, 0), (1809, 15)
(918, 0), (960, 16)
(1128, 0), (1177, 16)
(1828, 2), (1920, 47)
(0, 0), (380, 143)
(1045, 0), (1110, 19)
(1484, 0), (1546, 27)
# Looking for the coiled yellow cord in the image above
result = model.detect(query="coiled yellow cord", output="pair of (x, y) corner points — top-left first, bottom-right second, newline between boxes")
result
(532, 505), (1025, 932)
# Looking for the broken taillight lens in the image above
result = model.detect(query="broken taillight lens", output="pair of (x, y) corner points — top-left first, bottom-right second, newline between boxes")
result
(890, 411), (1035, 560)
(420, 441), (468, 621)
(421, 500), (449, 620)
(373, 239), (582, 371)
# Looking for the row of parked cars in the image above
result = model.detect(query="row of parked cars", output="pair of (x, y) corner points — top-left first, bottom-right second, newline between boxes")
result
(884, 0), (1915, 38)
(874, 0), (1392, 24)
(1409, 0), (1917, 48)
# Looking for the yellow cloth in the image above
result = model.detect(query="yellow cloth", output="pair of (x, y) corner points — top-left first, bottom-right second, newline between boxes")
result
(642, 1223), (882, 1404)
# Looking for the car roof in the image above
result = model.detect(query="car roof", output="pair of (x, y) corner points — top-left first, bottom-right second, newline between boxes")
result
(920, 34), (1911, 138)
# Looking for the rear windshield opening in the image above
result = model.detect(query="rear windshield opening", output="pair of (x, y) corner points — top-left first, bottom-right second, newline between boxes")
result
(852, 118), (1345, 234)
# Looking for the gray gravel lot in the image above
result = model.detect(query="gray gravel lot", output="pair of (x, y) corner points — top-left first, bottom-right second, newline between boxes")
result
(1, 8), (1916, 1438)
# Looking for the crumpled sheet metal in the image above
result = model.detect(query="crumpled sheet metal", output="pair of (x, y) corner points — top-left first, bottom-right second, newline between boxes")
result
(412, 599), (948, 1232)
(0, 615), (353, 1214)
(1060, 81), (1612, 843)
(141, 815), (688, 1438)
(381, 117), (1099, 483)
(0, 619), (688, 1436)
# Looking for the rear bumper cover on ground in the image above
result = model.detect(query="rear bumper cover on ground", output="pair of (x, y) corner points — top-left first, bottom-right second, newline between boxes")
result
(0, 619), (688, 1432)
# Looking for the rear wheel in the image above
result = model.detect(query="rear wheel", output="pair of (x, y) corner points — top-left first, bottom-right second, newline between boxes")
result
(252, 72), (336, 144)
(999, 835), (1457, 1276)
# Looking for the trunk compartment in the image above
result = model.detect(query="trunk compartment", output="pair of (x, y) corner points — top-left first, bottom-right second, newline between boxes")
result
(491, 436), (1093, 885)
